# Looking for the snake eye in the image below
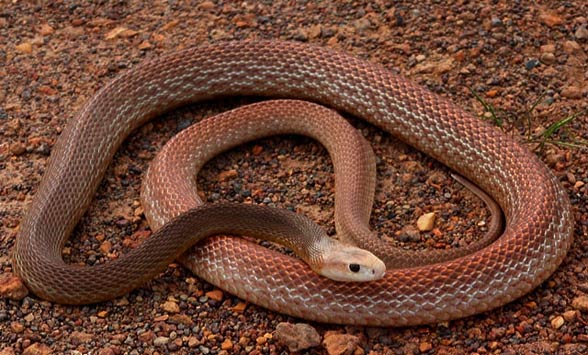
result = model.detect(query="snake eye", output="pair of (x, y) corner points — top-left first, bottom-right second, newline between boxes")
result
(349, 263), (361, 273)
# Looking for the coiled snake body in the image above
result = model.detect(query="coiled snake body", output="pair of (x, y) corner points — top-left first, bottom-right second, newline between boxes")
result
(13, 41), (573, 326)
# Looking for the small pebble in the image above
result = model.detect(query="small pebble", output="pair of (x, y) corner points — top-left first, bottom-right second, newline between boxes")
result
(39, 24), (54, 35)
(221, 338), (233, 351)
(199, 1), (215, 10)
(232, 302), (247, 313)
(0, 274), (28, 300)
(15, 42), (33, 54)
(417, 212), (436, 232)
(218, 169), (238, 181)
(138, 40), (152, 50)
(10, 142), (26, 156)
(205, 289), (224, 301)
(71, 331), (93, 344)
(561, 86), (583, 99)
(539, 11), (563, 27)
(23, 343), (52, 355)
(539, 52), (556, 65)
(575, 25), (588, 39)
(525, 58), (540, 70)
(572, 296), (588, 311)
(563, 40), (581, 53)
(11, 322), (24, 333)
(397, 225), (421, 243)
(563, 310), (578, 321)
(188, 336), (200, 348)
(322, 332), (360, 355)
(540, 44), (556, 53)
(138, 331), (155, 343)
(419, 341), (433, 352)
(153, 337), (170, 346)
(161, 301), (180, 313)
(491, 17), (502, 26)
(274, 322), (321, 352)
(551, 316), (565, 329)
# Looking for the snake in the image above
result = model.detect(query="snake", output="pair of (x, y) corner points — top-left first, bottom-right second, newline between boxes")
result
(12, 41), (573, 326)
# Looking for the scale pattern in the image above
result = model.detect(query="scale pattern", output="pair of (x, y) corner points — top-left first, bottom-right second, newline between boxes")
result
(12, 41), (573, 326)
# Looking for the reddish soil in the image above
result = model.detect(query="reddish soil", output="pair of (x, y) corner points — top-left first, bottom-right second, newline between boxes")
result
(1, 1), (587, 354)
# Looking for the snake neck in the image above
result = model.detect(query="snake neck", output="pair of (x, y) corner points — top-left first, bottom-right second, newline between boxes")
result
(195, 203), (329, 266)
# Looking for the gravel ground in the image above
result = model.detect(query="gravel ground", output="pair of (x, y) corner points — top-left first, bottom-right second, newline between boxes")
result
(1, 1), (587, 354)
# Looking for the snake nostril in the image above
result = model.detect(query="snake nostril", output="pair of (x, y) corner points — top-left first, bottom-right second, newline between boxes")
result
(349, 264), (361, 273)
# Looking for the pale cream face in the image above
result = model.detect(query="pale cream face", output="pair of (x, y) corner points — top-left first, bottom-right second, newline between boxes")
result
(315, 245), (386, 282)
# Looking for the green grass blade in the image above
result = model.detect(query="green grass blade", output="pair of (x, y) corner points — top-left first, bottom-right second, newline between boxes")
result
(541, 110), (585, 139)
(469, 87), (502, 127)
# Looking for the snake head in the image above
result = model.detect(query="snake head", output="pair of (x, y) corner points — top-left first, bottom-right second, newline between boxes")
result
(316, 245), (386, 282)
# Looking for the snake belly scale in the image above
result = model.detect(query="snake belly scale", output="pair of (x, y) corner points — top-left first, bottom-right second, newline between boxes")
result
(13, 41), (573, 326)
